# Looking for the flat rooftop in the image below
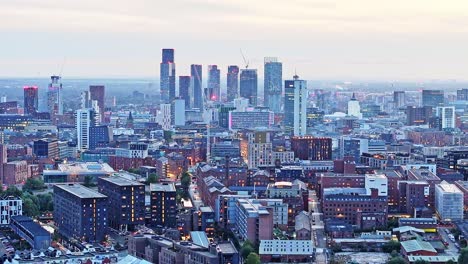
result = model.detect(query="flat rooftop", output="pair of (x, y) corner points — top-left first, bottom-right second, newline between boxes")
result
(55, 183), (107, 199)
(150, 183), (176, 192)
(99, 176), (144, 187)
(437, 182), (462, 194)
(56, 162), (115, 174)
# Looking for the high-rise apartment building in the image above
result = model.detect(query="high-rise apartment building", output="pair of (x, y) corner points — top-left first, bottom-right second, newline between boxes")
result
(227, 65), (239, 102)
(178, 76), (191, 109)
(75, 108), (98, 151)
(435, 181), (463, 221)
(240, 69), (258, 106)
(393, 91), (405, 109)
(191, 64), (203, 109)
(160, 49), (176, 103)
(291, 136), (332, 161)
(23, 86), (38, 115)
(89, 85), (105, 121)
(406, 106), (433, 126)
(422, 89), (444, 108)
(457, 88), (468, 101)
(207, 65), (220, 101)
(171, 98), (185, 126)
(47, 75), (63, 116)
(264, 57), (282, 113)
(436, 106), (456, 129)
(53, 183), (108, 242)
(284, 75), (307, 136)
(150, 183), (177, 228)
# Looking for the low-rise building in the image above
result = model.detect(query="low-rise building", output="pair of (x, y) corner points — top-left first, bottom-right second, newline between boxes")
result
(259, 240), (314, 263)
(0, 196), (22, 225)
(10, 215), (50, 250)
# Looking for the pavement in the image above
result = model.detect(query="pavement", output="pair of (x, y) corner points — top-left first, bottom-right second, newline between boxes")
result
(308, 190), (327, 264)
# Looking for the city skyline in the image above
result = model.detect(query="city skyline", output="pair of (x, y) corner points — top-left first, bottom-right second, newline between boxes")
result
(1, 0), (468, 80)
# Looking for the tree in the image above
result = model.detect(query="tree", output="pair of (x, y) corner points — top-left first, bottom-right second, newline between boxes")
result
(22, 197), (40, 217)
(390, 250), (399, 258)
(83, 175), (95, 187)
(146, 173), (159, 184)
(414, 260), (429, 264)
(240, 241), (255, 259)
(387, 256), (406, 264)
(382, 240), (400, 253)
(245, 253), (260, 264)
(459, 247), (468, 264)
(4, 186), (22, 197)
(446, 260), (456, 264)
(181, 172), (191, 188)
(23, 178), (46, 193)
(37, 193), (54, 212)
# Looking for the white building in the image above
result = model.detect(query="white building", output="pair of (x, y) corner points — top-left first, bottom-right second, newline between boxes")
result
(435, 181), (463, 221)
(436, 106), (456, 129)
(172, 98), (186, 126)
(347, 93), (362, 119)
(365, 174), (388, 196)
(75, 108), (97, 151)
(0, 196), (22, 225)
(115, 142), (149, 158)
(158, 104), (172, 130)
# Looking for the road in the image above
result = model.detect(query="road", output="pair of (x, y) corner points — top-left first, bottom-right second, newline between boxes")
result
(438, 227), (460, 256)
(308, 190), (327, 264)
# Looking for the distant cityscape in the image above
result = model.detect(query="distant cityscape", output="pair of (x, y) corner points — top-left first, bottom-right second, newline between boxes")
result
(0, 48), (467, 264)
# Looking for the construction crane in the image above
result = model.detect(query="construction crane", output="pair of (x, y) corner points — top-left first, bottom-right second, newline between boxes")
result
(240, 49), (249, 69)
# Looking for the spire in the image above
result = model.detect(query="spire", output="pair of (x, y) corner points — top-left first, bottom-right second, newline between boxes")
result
(351, 93), (357, 101)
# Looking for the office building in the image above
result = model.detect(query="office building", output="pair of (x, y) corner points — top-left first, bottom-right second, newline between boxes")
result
(347, 93), (362, 119)
(435, 181), (463, 221)
(80, 91), (91, 109)
(422, 89), (444, 107)
(259, 240), (313, 263)
(23, 86), (38, 115)
(0, 196), (22, 225)
(284, 75), (307, 136)
(393, 91), (405, 109)
(264, 57), (282, 113)
(160, 49), (176, 103)
(207, 65), (220, 101)
(89, 125), (113, 150)
(239, 69), (258, 106)
(436, 106), (456, 129)
(47, 75), (63, 116)
(457, 88), (468, 101)
(291, 136), (332, 161)
(191, 64), (203, 109)
(226, 65), (239, 102)
(150, 183), (177, 228)
(89, 85), (105, 121)
(98, 176), (145, 231)
(75, 108), (98, 151)
(158, 104), (172, 130)
(235, 199), (273, 244)
(33, 138), (59, 159)
(10, 216), (50, 250)
(53, 183), (108, 242)
(171, 98), (185, 126)
(229, 109), (274, 130)
(406, 106), (433, 126)
(179, 76), (191, 109)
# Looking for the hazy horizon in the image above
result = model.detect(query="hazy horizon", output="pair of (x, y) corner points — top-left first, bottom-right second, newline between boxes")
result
(2, 0), (468, 81)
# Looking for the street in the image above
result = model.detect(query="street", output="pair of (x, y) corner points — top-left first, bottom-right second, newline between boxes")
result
(308, 190), (327, 264)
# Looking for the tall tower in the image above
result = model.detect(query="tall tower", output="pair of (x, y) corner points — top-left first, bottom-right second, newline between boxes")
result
(75, 108), (98, 151)
(240, 69), (258, 106)
(393, 91), (405, 110)
(226, 65), (239, 102)
(89, 85), (105, 121)
(284, 75), (307, 136)
(191, 64), (203, 109)
(179, 76), (191, 109)
(264, 57), (282, 112)
(347, 93), (362, 119)
(160, 49), (176, 103)
(207, 65), (220, 101)
(23, 86), (38, 115)
(47, 75), (63, 116)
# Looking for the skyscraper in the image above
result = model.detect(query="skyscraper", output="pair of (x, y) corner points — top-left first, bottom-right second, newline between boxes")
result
(422, 89), (444, 108)
(436, 106), (456, 129)
(264, 57), (282, 112)
(160, 49), (176, 103)
(47, 75), (63, 116)
(284, 75), (307, 136)
(207, 65), (220, 101)
(393, 91), (405, 109)
(23, 86), (38, 115)
(75, 108), (98, 151)
(226, 65), (239, 102)
(191, 64), (203, 109)
(89, 85), (105, 121)
(347, 93), (362, 119)
(240, 69), (258, 106)
(179, 76), (191, 109)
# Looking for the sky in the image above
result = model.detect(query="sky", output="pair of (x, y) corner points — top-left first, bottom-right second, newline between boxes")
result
(1, 0), (468, 80)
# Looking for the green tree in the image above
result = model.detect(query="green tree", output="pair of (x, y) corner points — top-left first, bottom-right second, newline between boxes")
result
(446, 260), (456, 264)
(163, 130), (173, 143)
(83, 175), (95, 187)
(459, 247), (468, 264)
(37, 193), (54, 212)
(23, 178), (46, 193)
(146, 173), (159, 184)
(240, 240), (255, 259)
(414, 260), (429, 264)
(387, 256), (406, 264)
(382, 240), (401, 253)
(5, 186), (22, 197)
(23, 197), (40, 217)
(390, 250), (399, 258)
(245, 252), (260, 264)
(181, 172), (191, 188)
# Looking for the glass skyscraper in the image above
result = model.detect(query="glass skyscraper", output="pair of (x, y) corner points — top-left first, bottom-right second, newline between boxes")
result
(264, 57), (282, 112)
(179, 76), (191, 109)
(191, 64), (203, 109)
(226, 65), (239, 102)
(160, 49), (175, 103)
(207, 65), (220, 101)
(284, 75), (307, 136)
(240, 69), (258, 106)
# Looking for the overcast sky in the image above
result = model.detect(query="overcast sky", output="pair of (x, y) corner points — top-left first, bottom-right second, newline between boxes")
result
(1, 0), (468, 80)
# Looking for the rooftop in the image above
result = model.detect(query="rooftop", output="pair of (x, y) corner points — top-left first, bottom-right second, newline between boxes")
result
(99, 176), (144, 187)
(190, 231), (209, 248)
(54, 183), (107, 199)
(437, 181), (462, 194)
(11, 215), (50, 237)
(54, 162), (115, 174)
(259, 240), (313, 256)
(150, 183), (176, 192)
(401, 239), (437, 253)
